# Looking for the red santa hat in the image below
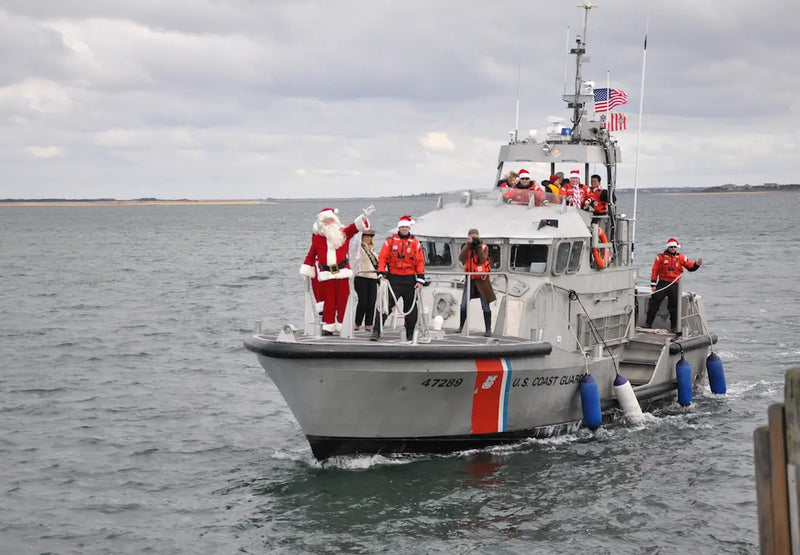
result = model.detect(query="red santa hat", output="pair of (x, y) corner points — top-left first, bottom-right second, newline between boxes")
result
(317, 207), (339, 220)
(666, 238), (680, 248)
(569, 169), (581, 181)
(518, 169), (531, 180)
(397, 215), (415, 228)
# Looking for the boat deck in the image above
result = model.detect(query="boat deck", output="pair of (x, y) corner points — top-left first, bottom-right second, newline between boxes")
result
(244, 328), (553, 360)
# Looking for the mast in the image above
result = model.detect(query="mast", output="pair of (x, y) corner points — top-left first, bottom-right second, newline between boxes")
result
(569, 2), (595, 133)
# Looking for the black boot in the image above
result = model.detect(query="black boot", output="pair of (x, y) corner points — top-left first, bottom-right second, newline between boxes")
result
(456, 309), (467, 333)
(370, 314), (385, 341)
(483, 311), (492, 337)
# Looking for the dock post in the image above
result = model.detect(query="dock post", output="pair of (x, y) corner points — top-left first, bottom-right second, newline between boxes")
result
(785, 368), (800, 554)
(755, 367), (800, 554)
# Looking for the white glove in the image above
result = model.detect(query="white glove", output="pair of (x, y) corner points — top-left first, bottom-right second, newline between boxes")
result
(362, 204), (376, 217)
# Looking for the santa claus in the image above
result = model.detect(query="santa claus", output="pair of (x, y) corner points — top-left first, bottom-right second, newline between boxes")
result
(300, 207), (371, 335)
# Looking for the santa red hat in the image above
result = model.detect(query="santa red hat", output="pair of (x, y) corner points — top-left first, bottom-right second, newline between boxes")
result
(569, 169), (581, 180)
(666, 238), (680, 248)
(518, 169), (531, 180)
(317, 207), (339, 220)
(397, 215), (415, 228)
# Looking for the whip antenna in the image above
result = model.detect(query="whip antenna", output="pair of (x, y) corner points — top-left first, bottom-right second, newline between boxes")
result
(631, 0), (652, 261)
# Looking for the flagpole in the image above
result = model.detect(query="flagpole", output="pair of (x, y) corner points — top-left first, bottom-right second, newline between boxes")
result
(514, 61), (521, 142)
(631, 0), (652, 262)
(605, 68), (611, 132)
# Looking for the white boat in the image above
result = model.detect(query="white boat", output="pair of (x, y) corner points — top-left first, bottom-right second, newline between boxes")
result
(244, 3), (720, 461)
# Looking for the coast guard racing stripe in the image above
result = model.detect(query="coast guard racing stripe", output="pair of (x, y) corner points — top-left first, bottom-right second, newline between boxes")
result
(471, 358), (512, 434)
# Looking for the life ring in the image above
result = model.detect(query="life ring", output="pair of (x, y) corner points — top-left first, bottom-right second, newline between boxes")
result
(592, 228), (611, 269)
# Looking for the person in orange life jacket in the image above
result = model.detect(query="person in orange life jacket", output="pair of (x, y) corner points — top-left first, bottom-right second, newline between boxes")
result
(300, 206), (371, 335)
(586, 174), (614, 215)
(457, 229), (494, 337)
(644, 238), (703, 332)
(497, 170), (518, 188)
(503, 169), (535, 204)
(559, 173), (574, 203)
(370, 215), (426, 342)
(562, 169), (588, 207)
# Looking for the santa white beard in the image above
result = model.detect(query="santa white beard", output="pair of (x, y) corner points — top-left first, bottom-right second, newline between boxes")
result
(321, 222), (345, 249)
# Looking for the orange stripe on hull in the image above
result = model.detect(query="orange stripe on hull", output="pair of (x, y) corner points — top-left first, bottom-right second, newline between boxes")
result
(471, 359), (506, 434)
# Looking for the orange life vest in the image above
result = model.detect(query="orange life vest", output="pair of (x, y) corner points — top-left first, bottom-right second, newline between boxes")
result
(650, 252), (696, 285)
(589, 187), (608, 214)
(464, 244), (491, 278)
(378, 234), (425, 276)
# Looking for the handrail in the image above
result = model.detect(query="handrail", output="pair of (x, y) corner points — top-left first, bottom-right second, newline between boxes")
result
(426, 270), (510, 338)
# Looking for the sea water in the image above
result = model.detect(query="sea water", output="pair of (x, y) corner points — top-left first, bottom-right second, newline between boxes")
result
(1, 192), (798, 554)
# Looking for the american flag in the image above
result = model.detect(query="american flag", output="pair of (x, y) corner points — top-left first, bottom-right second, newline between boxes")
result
(603, 112), (627, 132)
(594, 88), (628, 112)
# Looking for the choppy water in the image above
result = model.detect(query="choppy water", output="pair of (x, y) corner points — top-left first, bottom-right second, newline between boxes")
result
(1, 192), (798, 554)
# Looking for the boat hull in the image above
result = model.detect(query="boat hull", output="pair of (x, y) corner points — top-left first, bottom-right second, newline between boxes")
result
(245, 334), (715, 460)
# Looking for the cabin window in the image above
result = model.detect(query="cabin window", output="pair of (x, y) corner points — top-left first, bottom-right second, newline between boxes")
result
(422, 241), (453, 267)
(510, 244), (549, 274)
(458, 243), (502, 270)
(552, 240), (584, 275)
(553, 242), (571, 274)
(567, 241), (583, 273)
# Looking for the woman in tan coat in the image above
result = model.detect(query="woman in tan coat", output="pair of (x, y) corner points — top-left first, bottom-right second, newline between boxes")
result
(353, 230), (379, 330)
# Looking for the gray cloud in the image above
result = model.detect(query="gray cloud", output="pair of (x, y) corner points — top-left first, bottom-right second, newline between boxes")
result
(1, 0), (798, 199)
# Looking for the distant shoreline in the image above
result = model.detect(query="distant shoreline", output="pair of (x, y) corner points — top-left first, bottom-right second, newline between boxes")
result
(0, 200), (277, 207)
(2, 186), (798, 206)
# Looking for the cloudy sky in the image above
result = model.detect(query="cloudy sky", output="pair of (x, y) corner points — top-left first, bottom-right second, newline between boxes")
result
(1, 0), (797, 199)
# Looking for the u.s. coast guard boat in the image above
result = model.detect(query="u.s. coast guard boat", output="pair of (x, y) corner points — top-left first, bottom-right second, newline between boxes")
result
(244, 4), (719, 461)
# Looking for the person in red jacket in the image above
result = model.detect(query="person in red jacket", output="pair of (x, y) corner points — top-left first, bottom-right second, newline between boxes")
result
(370, 215), (425, 342)
(300, 207), (370, 335)
(644, 238), (703, 332)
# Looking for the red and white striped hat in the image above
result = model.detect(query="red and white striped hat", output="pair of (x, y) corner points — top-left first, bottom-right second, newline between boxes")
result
(518, 169), (531, 180)
(569, 169), (581, 180)
(666, 238), (680, 248)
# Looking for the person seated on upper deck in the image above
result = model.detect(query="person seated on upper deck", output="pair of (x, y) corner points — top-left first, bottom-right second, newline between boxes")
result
(503, 169), (533, 204)
(585, 173), (615, 219)
(559, 172), (574, 203)
(497, 170), (518, 188)
(504, 169), (549, 206)
(546, 175), (562, 195)
(562, 169), (590, 207)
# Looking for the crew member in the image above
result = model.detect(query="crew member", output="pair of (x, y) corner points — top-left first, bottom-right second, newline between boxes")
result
(644, 238), (703, 333)
(300, 207), (371, 335)
(371, 215), (426, 342)
(504, 169), (534, 204)
(565, 169), (588, 208)
(586, 173), (613, 216)
(457, 228), (495, 337)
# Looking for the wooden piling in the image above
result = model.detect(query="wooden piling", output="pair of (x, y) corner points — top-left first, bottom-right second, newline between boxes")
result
(755, 367), (800, 554)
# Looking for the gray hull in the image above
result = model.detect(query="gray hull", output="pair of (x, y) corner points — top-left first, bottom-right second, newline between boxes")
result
(245, 331), (715, 460)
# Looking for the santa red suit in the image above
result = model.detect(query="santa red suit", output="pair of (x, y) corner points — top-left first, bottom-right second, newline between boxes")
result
(300, 208), (369, 333)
